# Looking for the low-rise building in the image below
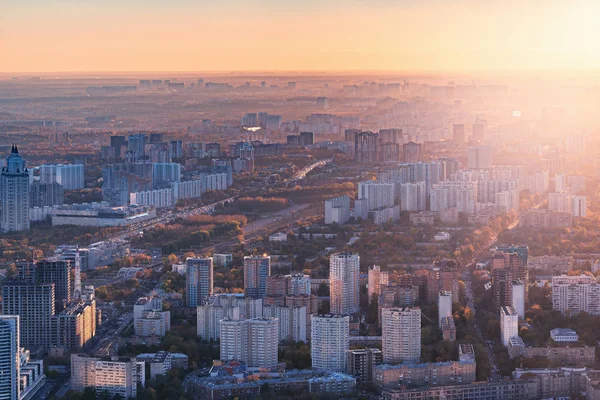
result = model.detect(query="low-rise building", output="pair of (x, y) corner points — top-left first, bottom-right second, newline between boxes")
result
(71, 354), (145, 398)
(382, 379), (540, 400)
(136, 351), (189, 378)
(52, 203), (156, 227)
(522, 346), (595, 366)
(268, 232), (288, 242)
(373, 359), (476, 390)
(550, 328), (579, 342)
(185, 362), (356, 400)
(409, 212), (435, 225)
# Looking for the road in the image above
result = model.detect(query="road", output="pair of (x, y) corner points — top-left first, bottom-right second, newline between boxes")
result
(461, 204), (543, 380)
(462, 269), (500, 381)
(211, 203), (318, 252)
(285, 158), (333, 183)
(109, 196), (238, 242)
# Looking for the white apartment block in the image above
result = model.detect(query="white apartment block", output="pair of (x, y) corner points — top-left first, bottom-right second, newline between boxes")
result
(467, 146), (494, 169)
(289, 274), (311, 296)
(263, 305), (307, 343)
(130, 188), (173, 208)
(219, 317), (279, 368)
(552, 275), (600, 315)
(358, 181), (395, 211)
(382, 307), (421, 364)
(311, 314), (349, 372)
(400, 182), (426, 211)
(524, 171), (549, 195)
(548, 192), (587, 217)
(196, 294), (263, 340)
(325, 195), (351, 224)
(500, 306), (519, 347)
(71, 354), (144, 398)
(204, 173), (229, 191)
(40, 164), (84, 190)
(171, 179), (204, 201)
(555, 174), (567, 192)
(330, 253), (360, 314)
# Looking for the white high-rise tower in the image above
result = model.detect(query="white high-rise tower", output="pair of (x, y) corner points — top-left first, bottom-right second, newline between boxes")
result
(330, 252), (360, 314)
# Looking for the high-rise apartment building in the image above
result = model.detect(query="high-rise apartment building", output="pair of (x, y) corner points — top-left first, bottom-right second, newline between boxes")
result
(491, 248), (528, 309)
(0, 316), (19, 400)
(324, 195), (351, 225)
(219, 317), (279, 368)
(381, 307), (421, 364)
(51, 299), (97, 349)
(127, 134), (147, 160)
(186, 257), (214, 307)
(110, 135), (126, 159)
(244, 256), (271, 299)
(552, 275), (600, 315)
(330, 253), (360, 314)
(1, 145), (30, 232)
(289, 273), (311, 296)
(196, 294), (264, 341)
(427, 261), (459, 304)
(500, 306), (519, 347)
(30, 181), (64, 207)
(1, 281), (55, 349)
(467, 146), (494, 169)
(402, 142), (422, 163)
(311, 314), (349, 372)
(358, 181), (395, 211)
(400, 182), (426, 211)
(368, 265), (389, 303)
(491, 254), (513, 311)
(355, 131), (379, 165)
(262, 305), (307, 342)
(40, 164), (84, 190)
(35, 259), (71, 312)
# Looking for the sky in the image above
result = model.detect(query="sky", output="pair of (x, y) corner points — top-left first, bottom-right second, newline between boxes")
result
(2, 0), (600, 73)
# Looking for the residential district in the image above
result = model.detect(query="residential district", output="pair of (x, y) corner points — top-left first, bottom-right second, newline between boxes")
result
(0, 74), (599, 400)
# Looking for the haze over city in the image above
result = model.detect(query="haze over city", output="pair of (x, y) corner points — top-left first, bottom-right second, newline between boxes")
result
(4, 0), (600, 73)
(2, 1), (600, 400)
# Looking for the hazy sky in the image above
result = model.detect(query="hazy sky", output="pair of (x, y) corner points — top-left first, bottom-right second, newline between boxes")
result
(2, 0), (600, 72)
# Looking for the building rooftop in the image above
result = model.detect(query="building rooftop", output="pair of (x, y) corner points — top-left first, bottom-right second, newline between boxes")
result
(501, 305), (518, 316)
(550, 328), (579, 339)
(459, 344), (475, 362)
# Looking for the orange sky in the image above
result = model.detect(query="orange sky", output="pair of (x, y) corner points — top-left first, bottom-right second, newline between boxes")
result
(2, 0), (600, 72)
